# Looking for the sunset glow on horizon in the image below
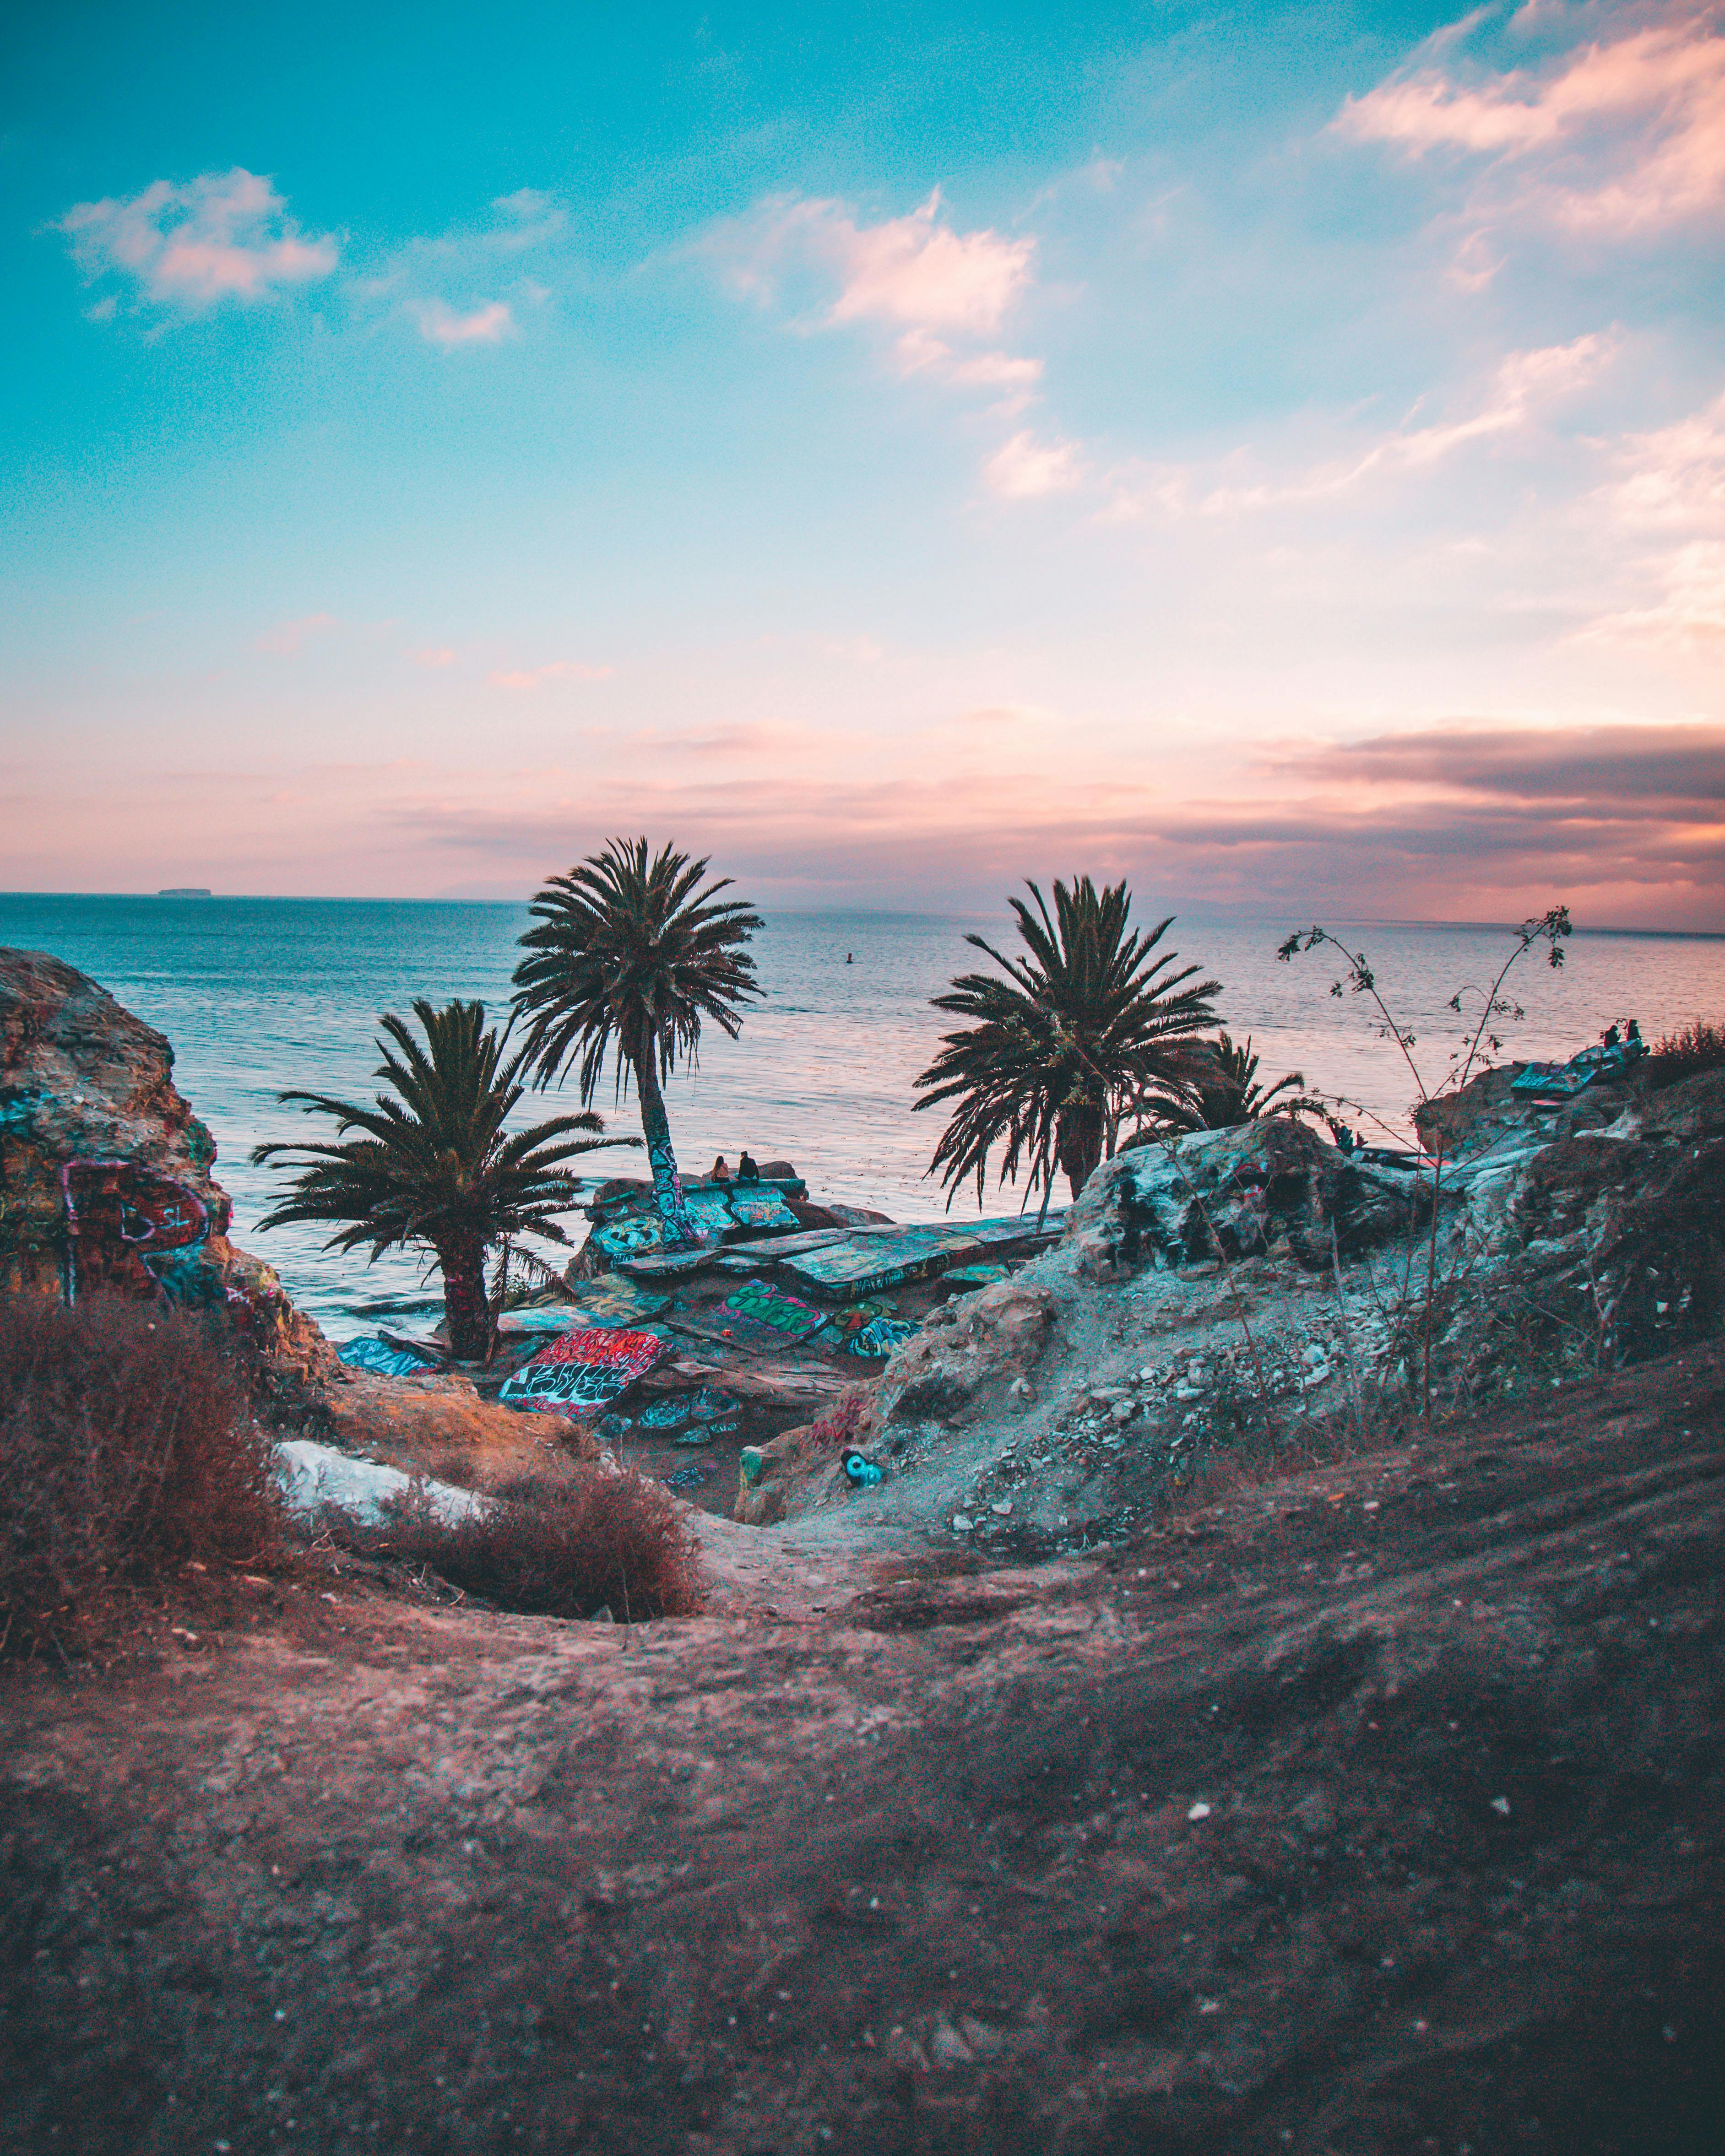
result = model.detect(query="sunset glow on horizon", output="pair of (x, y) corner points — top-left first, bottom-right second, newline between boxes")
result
(4, 2), (1722, 927)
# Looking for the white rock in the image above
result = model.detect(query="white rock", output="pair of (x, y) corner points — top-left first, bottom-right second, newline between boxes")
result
(951, 1513), (975, 1533)
(1187, 1800), (1212, 1821)
(275, 1439), (489, 1529)
(991, 1500), (1013, 1516)
(1302, 1343), (1328, 1366)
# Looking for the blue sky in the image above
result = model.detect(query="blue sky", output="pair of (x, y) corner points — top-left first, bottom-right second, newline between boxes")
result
(3, 1), (1722, 924)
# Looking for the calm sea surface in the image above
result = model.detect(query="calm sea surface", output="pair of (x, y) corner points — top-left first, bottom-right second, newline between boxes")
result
(4, 894), (1723, 1333)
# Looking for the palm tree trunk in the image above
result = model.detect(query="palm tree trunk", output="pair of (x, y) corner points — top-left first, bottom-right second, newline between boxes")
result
(1057, 1107), (1105, 1199)
(633, 1050), (699, 1246)
(436, 1234), (491, 1360)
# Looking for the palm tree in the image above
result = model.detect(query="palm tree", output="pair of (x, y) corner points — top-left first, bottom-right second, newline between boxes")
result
(914, 877), (1221, 1206)
(252, 999), (633, 1360)
(1123, 1030), (1317, 1140)
(510, 838), (763, 1246)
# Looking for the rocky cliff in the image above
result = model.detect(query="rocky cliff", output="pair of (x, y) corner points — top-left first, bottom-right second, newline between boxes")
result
(760, 1063), (1725, 1544)
(0, 947), (326, 1367)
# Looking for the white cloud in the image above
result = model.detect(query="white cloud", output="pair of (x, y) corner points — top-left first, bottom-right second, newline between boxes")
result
(413, 299), (514, 347)
(60, 169), (338, 312)
(488, 660), (615, 689)
(1337, 11), (1725, 233)
(412, 646), (460, 668)
(984, 430), (1085, 499)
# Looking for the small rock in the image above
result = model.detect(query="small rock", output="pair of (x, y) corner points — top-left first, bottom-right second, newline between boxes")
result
(930, 2018), (975, 2065)
(1491, 1795), (1512, 1816)
(1302, 1343), (1328, 1366)
(1111, 1400), (1135, 1423)
(958, 2014), (1004, 2056)
(1187, 1800), (1212, 1821)
(951, 1514), (974, 1533)
(991, 1500), (1013, 1516)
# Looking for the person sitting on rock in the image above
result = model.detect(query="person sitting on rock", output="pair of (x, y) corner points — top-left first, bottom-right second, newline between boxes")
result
(710, 1155), (732, 1182)
(737, 1151), (760, 1184)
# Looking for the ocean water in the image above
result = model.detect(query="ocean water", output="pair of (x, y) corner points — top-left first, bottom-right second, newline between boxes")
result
(4, 892), (1722, 1333)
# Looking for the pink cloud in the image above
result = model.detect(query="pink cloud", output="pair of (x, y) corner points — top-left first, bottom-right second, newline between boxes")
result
(1581, 539), (1725, 644)
(1101, 335), (1612, 520)
(984, 429), (1085, 499)
(254, 612), (340, 655)
(1338, 11), (1725, 232)
(717, 190), (1036, 362)
(60, 169), (338, 311)
(412, 646), (460, 668)
(413, 299), (514, 347)
(488, 660), (615, 689)
(1606, 389), (1725, 527)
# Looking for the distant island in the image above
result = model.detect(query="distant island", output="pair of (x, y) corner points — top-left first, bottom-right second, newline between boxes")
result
(157, 887), (212, 897)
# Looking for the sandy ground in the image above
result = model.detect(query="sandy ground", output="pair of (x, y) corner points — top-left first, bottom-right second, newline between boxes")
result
(4, 1348), (1724, 2156)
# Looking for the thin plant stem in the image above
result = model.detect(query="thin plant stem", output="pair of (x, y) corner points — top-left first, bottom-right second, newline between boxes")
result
(1148, 1133), (1275, 1426)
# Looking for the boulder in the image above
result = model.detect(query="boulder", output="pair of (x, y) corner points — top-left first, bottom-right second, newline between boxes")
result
(318, 1370), (599, 1491)
(277, 1438), (491, 1528)
(874, 1277), (1057, 1429)
(1069, 1118), (1428, 1278)
(1485, 1067), (1725, 1371)
(0, 948), (327, 1369)
(732, 1420), (846, 1526)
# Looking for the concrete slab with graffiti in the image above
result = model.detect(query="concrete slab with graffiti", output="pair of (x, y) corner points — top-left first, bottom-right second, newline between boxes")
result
(779, 1224), (987, 1302)
(672, 1278), (830, 1355)
(837, 1313), (920, 1358)
(637, 1385), (742, 1442)
(555, 1273), (673, 1328)
(498, 1325), (666, 1419)
(720, 1188), (802, 1235)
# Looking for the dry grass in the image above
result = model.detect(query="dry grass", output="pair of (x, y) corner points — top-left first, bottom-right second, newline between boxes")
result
(1650, 1018), (1725, 1086)
(358, 1469), (705, 1623)
(0, 1293), (282, 1662)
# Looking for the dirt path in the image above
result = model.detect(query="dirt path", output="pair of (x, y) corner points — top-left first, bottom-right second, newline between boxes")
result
(5, 1349), (1723, 2156)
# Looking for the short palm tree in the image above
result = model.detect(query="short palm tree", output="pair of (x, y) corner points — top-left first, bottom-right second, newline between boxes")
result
(511, 838), (763, 1245)
(252, 999), (633, 1360)
(1124, 1030), (1316, 1139)
(914, 877), (1221, 1206)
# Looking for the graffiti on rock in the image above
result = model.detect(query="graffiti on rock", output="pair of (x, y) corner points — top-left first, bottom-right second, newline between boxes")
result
(61, 1159), (212, 1303)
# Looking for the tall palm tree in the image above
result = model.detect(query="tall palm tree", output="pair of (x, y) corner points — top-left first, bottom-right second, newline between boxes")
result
(252, 999), (633, 1360)
(914, 877), (1221, 1205)
(1123, 1030), (1317, 1140)
(510, 838), (763, 1246)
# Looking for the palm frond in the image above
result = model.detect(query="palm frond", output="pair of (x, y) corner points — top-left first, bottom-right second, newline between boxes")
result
(251, 998), (636, 1263)
(510, 836), (764, 1101)
(914, 877), (1222, 1203)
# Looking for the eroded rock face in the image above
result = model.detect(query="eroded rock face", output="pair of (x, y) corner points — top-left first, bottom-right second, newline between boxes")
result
(0, 947), (326, 1368)
(732, 1419), (845, 1525)
(319, 1370), (599, 1491)
(1474, 1067), (1725, 1372)
(876, 1277), (1057, 1429)
(1067, 1117), (1428, 1278)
